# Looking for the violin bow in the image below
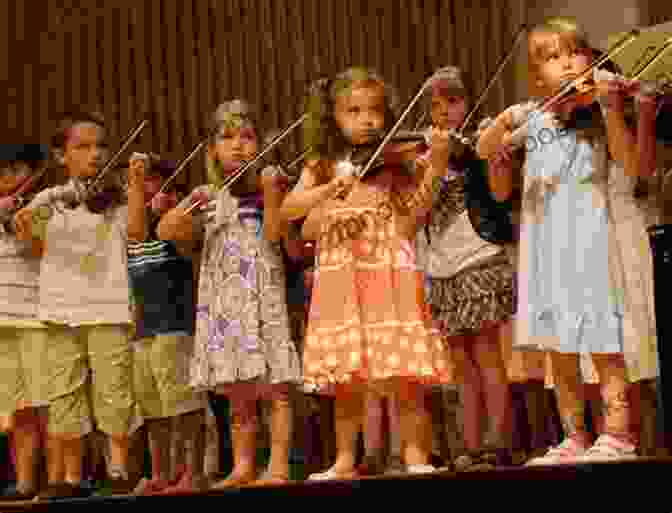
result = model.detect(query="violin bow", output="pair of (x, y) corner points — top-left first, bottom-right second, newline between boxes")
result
(86, 119), (149, 196)
(458, 24), (529, 140)
(146, 139), (208, 207)
(183, 113), (308, 215)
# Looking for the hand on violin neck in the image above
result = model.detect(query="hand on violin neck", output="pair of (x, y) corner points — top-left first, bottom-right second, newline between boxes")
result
(430, 127), (465, 168)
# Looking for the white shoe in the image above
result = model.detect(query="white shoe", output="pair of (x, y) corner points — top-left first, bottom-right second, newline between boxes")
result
(525, 438), (589, 466)
(406, 464), (436, 474)
(307, 467), (358, 481)
(581, 434), (638, 462)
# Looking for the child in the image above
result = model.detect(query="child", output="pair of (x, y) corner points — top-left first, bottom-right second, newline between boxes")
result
(280, 68), (454, 479)
(126, 154), (207, 495)
(13, 112), (136, 497)
(477, 17), (657, 463)
(157, 100), (301, 487)
(416, 67), (515, 469)
(0, 144), (50, 500)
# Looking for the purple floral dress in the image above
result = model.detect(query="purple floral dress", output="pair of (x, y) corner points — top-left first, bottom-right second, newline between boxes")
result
(185, 185), (301, 391)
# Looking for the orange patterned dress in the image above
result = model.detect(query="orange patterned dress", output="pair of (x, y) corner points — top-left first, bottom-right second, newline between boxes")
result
(302, 164), (455, 393)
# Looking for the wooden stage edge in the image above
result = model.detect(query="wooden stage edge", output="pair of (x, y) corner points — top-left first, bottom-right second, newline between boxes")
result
(2, 458), (672, 510)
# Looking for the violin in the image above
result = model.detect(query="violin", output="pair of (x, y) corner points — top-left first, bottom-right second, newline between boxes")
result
(349, 130), (429, 175)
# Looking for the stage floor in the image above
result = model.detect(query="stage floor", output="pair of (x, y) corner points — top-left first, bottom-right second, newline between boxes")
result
(2, 458), (672, 511)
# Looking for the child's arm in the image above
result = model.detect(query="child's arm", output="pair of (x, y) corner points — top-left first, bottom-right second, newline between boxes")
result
(127, 154), (148, 243)
(395, 128), (461, 237)
(279, 160), (354, 222)
(12, 186), (56, 243)
(301, 202), (327, 241)
(476, 105), (532, 201)
(156, 188), (208, 244)
(260, 168), (291, 243)
(476, 109), (515, 160)
(28, 238), (44, 258)
(601, 87), (637, 176)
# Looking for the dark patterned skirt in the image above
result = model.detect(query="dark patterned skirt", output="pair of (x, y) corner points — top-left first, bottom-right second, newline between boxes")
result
(428, 255), (515, 338)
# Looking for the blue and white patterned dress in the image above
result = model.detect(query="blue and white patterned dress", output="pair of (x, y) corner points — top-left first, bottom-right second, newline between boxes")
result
(516, 109), (624, 356)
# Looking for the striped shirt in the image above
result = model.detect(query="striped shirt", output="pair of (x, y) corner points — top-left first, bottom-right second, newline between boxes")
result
(0, 224), (41, 323)
(127, 238), (194, 339)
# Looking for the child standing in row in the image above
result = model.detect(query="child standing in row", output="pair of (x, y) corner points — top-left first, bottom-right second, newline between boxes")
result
(0, 145), (50, 500)
(417, 67), (515, 469)
(127, 153), (207, 495)
(477, 18), (657, 463)
(282, 68), (455, 478)
(14, 112), (136, 497)
(158, 100), (301, 487)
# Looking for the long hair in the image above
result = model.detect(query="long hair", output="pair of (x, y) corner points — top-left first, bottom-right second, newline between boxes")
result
(303, 67), (400, 164)
(419, 66), (473, 131)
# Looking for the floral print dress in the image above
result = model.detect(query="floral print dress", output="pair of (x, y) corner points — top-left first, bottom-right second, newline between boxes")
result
(186, 185), (301, 392)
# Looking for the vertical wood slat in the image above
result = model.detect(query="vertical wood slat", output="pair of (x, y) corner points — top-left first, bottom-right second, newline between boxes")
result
(230, 2), (246, 99)
(260, 0), (279, 150)
(13, 0), (30, 138)
(129, 2), (149, 150)
(102, 0), (118, 143)
(195, 0), (214, 137)
(55, 3), (68, 132)
(86, 3), (100, 119)
(164, 0), (182, 158)
(118, 5), (134, 149)
(245, 0), (263, 136)
(181, 0), (200, 157)
(5, 0), (19, 135)
(149, 0), (167, 155)
(213, 0), (228, 108)
(288, 0), (306, 157)
(69, 3), (82, 113)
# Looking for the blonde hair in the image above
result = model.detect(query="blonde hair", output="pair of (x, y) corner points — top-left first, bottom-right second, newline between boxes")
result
(206, 99), (262, 185)
(527, 17), (590, 97)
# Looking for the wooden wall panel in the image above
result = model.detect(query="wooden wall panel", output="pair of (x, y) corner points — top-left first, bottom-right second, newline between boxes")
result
(1, 0), (527, 190)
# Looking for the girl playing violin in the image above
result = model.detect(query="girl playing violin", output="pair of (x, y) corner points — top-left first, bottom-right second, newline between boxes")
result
(157, 100), (301, 488)
(416, 66), (517, 470)
(281, 67), (455, 479)
(477, 17), (659, 464)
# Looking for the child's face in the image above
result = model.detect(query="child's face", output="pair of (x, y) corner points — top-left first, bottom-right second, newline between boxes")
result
(0, 162), (31, 196)
(431, 94), (467, 130)
(334, 84), (386, 146)
(530, 32), (587, 95)
(61, 122), (109, 179)
(208, 126), (258, 170)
